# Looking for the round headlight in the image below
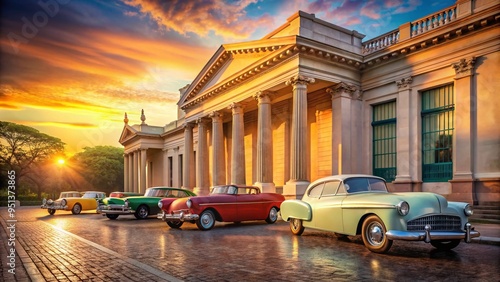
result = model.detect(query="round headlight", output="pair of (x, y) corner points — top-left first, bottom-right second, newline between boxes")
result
(60, 199), (66, 206)
(464, 204), (473, 216)
(186, 198), (192, 208)
(158, 201), (163, 209)
(47, 199), (53, 205)
(396, 201), (410, 216)
(124, 200), (129, 208)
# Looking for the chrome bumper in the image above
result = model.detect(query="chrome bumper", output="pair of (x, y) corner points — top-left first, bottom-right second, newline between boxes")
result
(157, 211), (199, 221)
(96, 204), (135, 215)
(386, 223), (480, 243)
(41, 204), (67, 210)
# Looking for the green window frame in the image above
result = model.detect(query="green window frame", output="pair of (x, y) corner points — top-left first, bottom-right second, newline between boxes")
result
(372, 101), (397, 182)
(421, 84), (454, 182)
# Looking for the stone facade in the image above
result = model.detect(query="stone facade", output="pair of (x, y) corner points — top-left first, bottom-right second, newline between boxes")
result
(119, 0), (500, 203)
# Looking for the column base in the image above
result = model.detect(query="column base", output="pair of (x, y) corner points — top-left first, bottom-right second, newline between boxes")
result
(283, 181), (310, 199)
(193, 187), (210, 196)
(448, 179), (475, 204)
(254, 182), (276, 193)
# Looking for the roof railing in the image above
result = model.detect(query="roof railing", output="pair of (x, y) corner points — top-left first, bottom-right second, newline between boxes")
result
(361, 4), (457, 55)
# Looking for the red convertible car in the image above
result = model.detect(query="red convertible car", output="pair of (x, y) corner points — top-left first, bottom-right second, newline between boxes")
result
(157, 185), (285, 230)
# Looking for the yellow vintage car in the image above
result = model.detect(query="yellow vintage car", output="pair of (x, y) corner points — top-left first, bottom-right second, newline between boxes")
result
(41, 191), (106, 215)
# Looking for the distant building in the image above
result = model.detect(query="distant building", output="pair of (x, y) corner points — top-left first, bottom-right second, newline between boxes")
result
(119, 0), (500, 203)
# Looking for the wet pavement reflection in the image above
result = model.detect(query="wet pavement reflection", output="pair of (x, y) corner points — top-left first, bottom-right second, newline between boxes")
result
(1, 207), (499, 281)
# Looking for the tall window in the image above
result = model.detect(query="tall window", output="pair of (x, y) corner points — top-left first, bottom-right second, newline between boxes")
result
(372, 101), (396, 182)
(422, 84), (454, 182)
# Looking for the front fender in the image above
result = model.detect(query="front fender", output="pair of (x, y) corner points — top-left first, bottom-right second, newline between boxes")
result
(280, 200), (312, 221)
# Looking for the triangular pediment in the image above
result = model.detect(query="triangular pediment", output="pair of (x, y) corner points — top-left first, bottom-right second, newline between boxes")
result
(179, 36), (298, 110)
(119, 124), (138, 145)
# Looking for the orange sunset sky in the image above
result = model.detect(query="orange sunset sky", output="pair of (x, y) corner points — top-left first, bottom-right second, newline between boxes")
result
(0, 0), (456, 155)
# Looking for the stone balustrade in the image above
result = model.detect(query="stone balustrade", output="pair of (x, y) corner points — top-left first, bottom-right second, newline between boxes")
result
(362, 29), (400, 54)
(362, 4), (457, 55)
(411, 5), (457, 37)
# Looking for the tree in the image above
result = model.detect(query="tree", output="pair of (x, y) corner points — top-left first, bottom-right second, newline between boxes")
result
(70, 146), (124, 195)
(0, 121), (65, 198)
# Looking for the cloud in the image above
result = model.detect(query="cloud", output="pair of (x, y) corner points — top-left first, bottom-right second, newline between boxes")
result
(122, 0), (275, 40)
(24, 121), (97, 129)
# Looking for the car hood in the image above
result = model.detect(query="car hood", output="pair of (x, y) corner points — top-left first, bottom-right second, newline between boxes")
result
(342, 192), (449, 216)
(102, 198), (125, 205)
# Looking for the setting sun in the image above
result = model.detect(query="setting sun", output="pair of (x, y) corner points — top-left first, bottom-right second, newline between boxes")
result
(57, 159), (65, 165)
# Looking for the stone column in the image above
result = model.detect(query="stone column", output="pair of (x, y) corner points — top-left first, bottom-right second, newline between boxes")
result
(450, 57), (476, 203)
(172, 147), (179, 187)
(133, 150), (139, 193)
(195, 118), (210, 195)
(129, 154), (134, 192)
(183, 123), (195, 190)
(124, 153), (129, 192)
(394, 77), (413, 190)
(140, 149), (147, 193)
(162, 149), (169, 186)
(327, 82), (356, 176)
(229, 103), (246, 185)
(284, 75), (315, 198)
(254, 91), (275, 193)
(210, 111), (225, 186)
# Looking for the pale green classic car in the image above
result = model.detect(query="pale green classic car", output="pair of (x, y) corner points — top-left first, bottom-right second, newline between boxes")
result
(280, 175), (480, 253)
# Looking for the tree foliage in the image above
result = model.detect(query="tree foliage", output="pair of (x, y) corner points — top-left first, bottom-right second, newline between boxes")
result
(0, 121), (65, 197)
(70, 146), (124, 194)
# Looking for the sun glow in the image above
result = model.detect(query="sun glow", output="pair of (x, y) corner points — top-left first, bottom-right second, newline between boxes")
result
(57, 158), (65, 165)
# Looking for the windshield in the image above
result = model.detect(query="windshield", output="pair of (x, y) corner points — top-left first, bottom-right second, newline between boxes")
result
(144, 189), (169, 197)
(344, 178), (387, 193)
(211, 186), (237, 195)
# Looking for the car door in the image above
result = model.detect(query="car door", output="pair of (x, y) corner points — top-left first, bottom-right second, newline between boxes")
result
(312, 180), (344, 232)
(236, 187), (266, 221)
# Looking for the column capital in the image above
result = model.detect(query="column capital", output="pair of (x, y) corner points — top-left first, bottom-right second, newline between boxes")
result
(396, 76), (413, 90)
(228, 102), (244, 115)
(327, 82), (360, 99)
(286, 75), (315, 86)
(254, 91), (273, 104)
(183, 122), (195, 130)
(452, 57), (476, 78)
(196, 117), (210, 125)
(209, 111), (223, 121)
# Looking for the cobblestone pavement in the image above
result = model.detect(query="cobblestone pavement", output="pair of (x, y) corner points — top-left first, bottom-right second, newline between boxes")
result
(1, 207), (499, 282)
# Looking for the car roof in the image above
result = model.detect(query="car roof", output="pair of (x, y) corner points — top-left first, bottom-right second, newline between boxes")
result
(309, 174), (386, 186)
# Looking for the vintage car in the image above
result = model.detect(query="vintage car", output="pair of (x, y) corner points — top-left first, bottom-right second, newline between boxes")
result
(97, 187), (196, 220)
(41, 191), (106, 215)
(280, 175), (480, 253)
(157, 184), (285, 230)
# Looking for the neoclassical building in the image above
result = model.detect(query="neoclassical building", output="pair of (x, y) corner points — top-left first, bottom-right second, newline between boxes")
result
(120, 0), (500, 203)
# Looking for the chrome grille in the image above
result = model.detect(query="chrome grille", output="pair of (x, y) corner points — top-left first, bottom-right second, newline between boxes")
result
(407, 215), (461, 231)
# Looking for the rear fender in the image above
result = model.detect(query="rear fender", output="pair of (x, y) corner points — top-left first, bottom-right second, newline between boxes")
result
(280, 200), (312, 221)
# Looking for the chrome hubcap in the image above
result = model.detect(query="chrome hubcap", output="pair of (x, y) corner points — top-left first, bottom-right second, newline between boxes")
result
(269, 208), (277, 221)
(201, 213), (213, 228)
(368, 223), (384, 245)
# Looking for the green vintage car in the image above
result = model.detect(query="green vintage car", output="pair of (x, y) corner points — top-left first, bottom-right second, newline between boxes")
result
(280, 174), (480, 253)
(97, 187), (196, 220)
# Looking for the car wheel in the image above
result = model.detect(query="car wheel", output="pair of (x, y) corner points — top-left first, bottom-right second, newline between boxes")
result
(265, 207), (278, 224)
(48, 209), (55, 215)
(71, 203), (82, 215)
(361, 215), (393, 253)
(196, 210), (215, 231)
(106, 214), (119, 220)
(167, 221), (184, 229)
(430, 240), (461, 251)
(290, 218), (305, 236)
(134, 205), (149, 219)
